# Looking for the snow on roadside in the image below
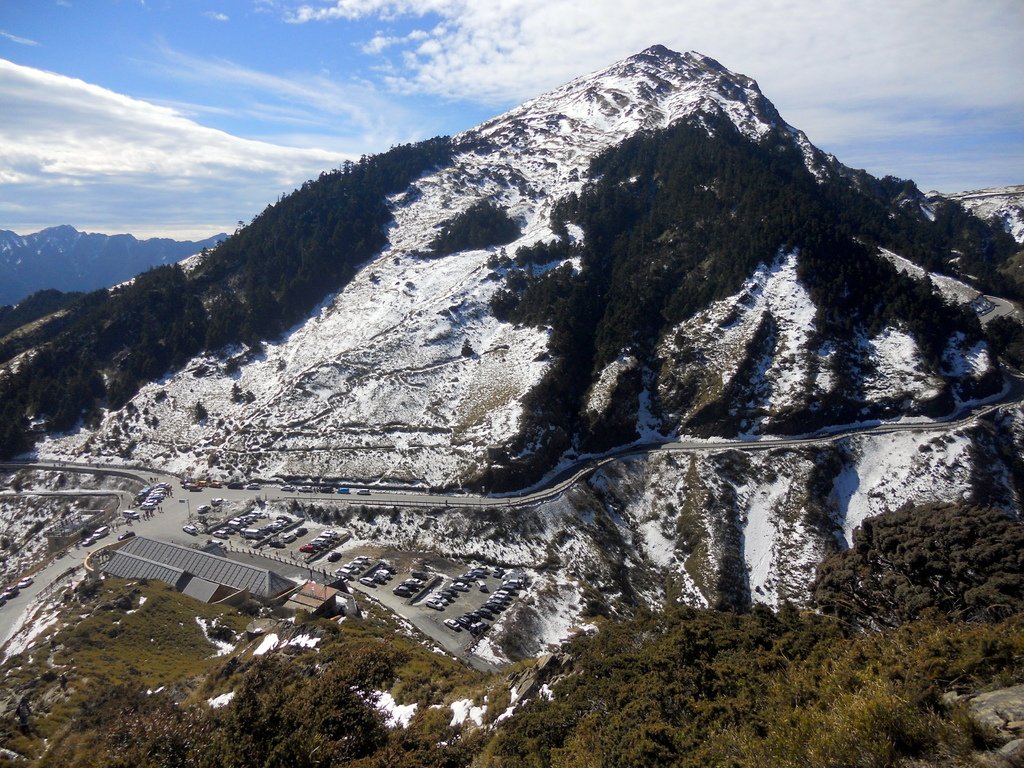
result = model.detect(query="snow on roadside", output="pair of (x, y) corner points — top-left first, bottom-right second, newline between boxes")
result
(3, 610), (60, 661)
(833, 430), (977, 545)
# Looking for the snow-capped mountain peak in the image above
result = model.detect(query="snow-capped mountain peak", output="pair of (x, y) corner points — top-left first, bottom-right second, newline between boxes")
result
(465, 45), (825, 183)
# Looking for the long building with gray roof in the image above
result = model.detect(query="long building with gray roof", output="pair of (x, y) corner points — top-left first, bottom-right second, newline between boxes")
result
(102, 536), (295, 601)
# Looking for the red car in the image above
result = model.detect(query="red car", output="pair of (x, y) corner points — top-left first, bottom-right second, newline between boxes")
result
(299, 543), (316, 553)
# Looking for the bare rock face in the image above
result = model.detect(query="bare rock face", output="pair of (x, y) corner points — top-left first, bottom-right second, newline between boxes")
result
(970, 685), (1024, 736)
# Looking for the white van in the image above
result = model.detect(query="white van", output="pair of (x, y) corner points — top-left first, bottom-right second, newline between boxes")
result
(242, 527), (262, 540)
(93, 526), (110, 539)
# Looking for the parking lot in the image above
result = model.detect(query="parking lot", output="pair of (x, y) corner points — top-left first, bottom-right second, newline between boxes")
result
(58, 477), (526, 670)
(337, 555), (526, 670)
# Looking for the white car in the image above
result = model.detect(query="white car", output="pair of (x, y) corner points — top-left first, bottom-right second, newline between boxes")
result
(182, 524), (198, 536)
(123, 510), (140, 520)
(16, 576), (33, 589)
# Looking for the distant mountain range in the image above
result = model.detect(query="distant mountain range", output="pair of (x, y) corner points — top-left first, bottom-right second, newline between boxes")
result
(0, 225), (226, 306)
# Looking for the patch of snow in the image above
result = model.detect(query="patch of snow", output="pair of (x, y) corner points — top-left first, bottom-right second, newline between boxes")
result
(946, 185), (1024, 244)
(879, 247), (981, 305)
(207, 691), (235, 708)
(658, 250), (824, 431)
(449, 698), (487, 727)
(285, 633), (321, 649)
(858, 328), (941, 402)
(494, 703), (518, 723)
(833, 430), (977, 545)
(943, 333), (992, 378)
(252, 632), (279, 656)
(376, 690), (418, 728)
(195, 617), (235, 657)
(3, 610), (59, 661)
(471, 635), (510, 666)
(586, 353), (637, 416)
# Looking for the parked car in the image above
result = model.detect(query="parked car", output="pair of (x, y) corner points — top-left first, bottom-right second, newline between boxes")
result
(358, 576), (377, 587)
(123, 510), (140, 520)
(268, 539), (285, 549)
(245, 483), (261, 490)
(276, 515), (292, 524)
(393, 585), (413, 597)
(327, 551), (342, 562)
(227, 481), (244, 490)
(296, 527), (308, 536)
(281, 532), (297, 544)
(356, 489), (370, 495)
(17, 576), (33, 589)
(443, 618), (462, 631)
(117, 530), (137, 541)
(280, 485), (296, 492)
(182, 524), (198, 536)
(299, 543), (317, 553)
(195, 505), (211, 515)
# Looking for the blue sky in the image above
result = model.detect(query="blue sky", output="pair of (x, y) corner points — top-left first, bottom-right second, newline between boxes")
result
(1, 0), (1022, 239)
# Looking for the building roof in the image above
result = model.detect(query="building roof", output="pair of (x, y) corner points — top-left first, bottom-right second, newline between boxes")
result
(180, 576), (222, 603)
(104, 537), (294, 597)
(285, 581), (341, 613)
(296, 580), (340, 602)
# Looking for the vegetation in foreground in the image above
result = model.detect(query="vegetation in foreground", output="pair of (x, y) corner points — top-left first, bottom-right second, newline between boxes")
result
(0, 502), (1021, 767)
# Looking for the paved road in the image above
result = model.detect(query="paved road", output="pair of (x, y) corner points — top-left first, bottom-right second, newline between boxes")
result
(4, 370), (1023, 514)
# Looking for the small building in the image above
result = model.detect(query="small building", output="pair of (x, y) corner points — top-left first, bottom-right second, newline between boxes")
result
(283, 580), (357, 618)
(101, 536), (295, 604)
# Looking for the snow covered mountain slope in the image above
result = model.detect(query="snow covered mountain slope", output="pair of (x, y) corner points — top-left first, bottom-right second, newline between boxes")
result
(36, 46), (840, 484)
(945, 185), (1024, 244)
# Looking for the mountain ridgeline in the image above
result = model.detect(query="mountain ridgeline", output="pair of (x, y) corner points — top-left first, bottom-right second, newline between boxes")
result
(0, 226), (227, 307)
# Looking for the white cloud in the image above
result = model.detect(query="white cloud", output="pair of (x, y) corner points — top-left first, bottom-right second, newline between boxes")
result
(0, 58), (350, 237)
(150, 43), (416, 147)
(203, 11), (230, 22)
(0, 30), (40, 46)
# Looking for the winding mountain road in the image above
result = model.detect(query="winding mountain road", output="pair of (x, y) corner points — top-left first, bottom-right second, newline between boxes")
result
(1, 370), (1022, 647)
